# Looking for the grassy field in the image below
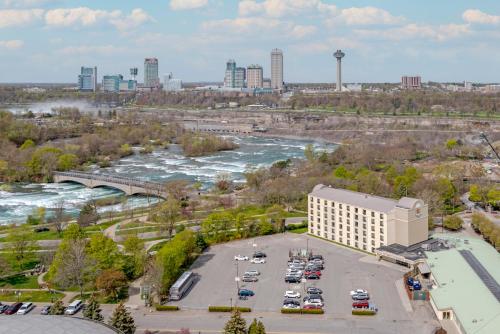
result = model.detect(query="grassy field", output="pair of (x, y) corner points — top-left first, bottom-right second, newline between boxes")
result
(0, 275), (39, 289)
(116, 226), (160, 236)
(288, 227), (308, 234)
(0, 290), (64, 302)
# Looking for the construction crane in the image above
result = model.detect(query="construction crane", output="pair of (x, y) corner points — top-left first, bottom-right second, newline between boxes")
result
(480, 132), (500, 162)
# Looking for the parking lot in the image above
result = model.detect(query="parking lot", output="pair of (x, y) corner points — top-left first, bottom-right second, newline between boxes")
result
(171, 233), (436, 326)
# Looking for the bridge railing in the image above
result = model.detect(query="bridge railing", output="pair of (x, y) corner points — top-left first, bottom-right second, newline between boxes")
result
(53, 171), (165, 192)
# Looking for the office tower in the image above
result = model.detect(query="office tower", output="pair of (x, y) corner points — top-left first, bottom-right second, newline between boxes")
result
(144, 58), (159, 88)
(102, 74), (123, 92)
(333, 50), (345, 92)
(224, 59), (236, 88)
(247, 65), (263, 89)
(78, 66), (97, 92)
(234, 67), (246, 88)
(401, 76), (421, 89)
(164, 73), (183, 91)
(271, 48), (283, 91)
(263, 78), (272, 89)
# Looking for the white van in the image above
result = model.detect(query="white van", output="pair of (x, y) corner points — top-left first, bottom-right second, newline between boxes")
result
(65, 300), (83, 315)
(17, 302), (34, 315)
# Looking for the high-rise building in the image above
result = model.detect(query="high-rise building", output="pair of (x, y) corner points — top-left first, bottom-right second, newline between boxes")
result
(102, 74), (123, 92)
(308, 184), (428, 253)
(401, 76), (421, 89)
(263, 78), (272, 89)
(247, 65), (263, 89)
(271, 48), (283, 91)
(144, 58), (159, 88)
(119, 80), (137, 92)
(235, 67), (246, 88)
(224, 60), (236, 88)
(78, 66), (97, 92)
(164, 73), (183, 91)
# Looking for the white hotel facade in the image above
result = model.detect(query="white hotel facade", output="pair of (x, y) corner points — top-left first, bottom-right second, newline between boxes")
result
(308, 185), (429, 253)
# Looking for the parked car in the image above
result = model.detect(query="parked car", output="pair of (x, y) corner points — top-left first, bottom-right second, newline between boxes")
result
(250, 257), (266, 264)
(242, 275), (258, 282)
(238, 289), (254, 297)
(303, 294), (324, 302)
(253, 251), (267, 258)
(309, 255), (323, 260)
(0, 304), (8, 314)
(40, 305), (51, 315)
(34, 227), (50, 233)
(303, 304), (322, 310)
(4, 302), (23, 315)
(65, 300), (83, 315)
(305, 273), (320, 280)
(282, 303), (301, 309)
(306, 264), (323, 271)
(285, 275), (301, 283)
(410, 280), (422, 291)
(244, 270), (260, 276)
(283, 298), (300, 306)
(17, 302), (35, 315)
(304, 300), (324, 307)
(307, 287), (323, 295)
(286, 268), (302, 275)
(407, 277), (414, 286)
(352, 301), (370, 308)
(284, 290), (301, 298)
(352, 293), (370, 301)
(304, 270), (322, 276)
(234, 255), (249, 261)
(350, 289), (368, 296)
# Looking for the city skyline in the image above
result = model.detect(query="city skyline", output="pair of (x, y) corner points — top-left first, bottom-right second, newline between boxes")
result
(0, 0), (499, 83)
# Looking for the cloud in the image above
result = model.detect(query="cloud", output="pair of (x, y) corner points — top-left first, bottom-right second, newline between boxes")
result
(45, 7), (121, 27)
(2, 0), (53, 7)
(290, 25), (317, 38)
(170, 0), (208, 11)
(239, 0), (336, 18)
(337, 7), (404, 25)
(463, 9), (500, 25)
(0, 39), (24, 49)
(57, 45), (124, 56)
(110, 8), (154, 31)
(355, 23), (471, 42)
(0, 9), (44, 28)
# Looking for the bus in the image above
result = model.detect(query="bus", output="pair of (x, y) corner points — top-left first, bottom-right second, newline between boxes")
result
(169, 271), (195, 301)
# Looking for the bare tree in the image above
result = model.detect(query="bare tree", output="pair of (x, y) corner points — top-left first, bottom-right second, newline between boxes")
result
(51, 200), (68, 235)
(154, 197), (181, 239)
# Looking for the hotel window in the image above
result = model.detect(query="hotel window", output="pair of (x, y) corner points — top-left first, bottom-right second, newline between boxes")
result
(355, 208), (358, 213)
(371, 240), (375, 246)
(339, 211), (343, 216)
(339, 237), (343, 243)
(310, 222), (313, 227)
(363, 231), (366, 236)
(363, 237), (366, 243)
(380, 228), (384, 234)
(362, 216), (366, 222)
(371, 212), (375, 217)
(380, 235), (384, 241)
(355, 214), (359, 220)
(380, 221), (384, 227)
(363, 223), (366, 229)
(317, 224), (320, 229)
(339, 231), (343, 236)
(346, 218), (350, 224)
(339, 224), (343, 229)
(371, 233), (375, 238)
(317, 198), (320, 204)
(317, 231), (320, 236)
(355, 221), (359, 227)
(371, 226), (375, 232)
(355, 228), (358, 234)
(309, 215), (313, 221)
(347, 233), (351, 238)
(355, 235), (359, 241)
(317, 205), (320, 210)
(355, 242), (358, 248)
(324, 226), (328, 231)
(332, 223), (335, 228)
(332, 202), (335, 206)
(317, 218), (320, 223)
(339, 217), (343, 222)
(339, 204), (343, 209)
(347, 205), (350, 211)
(310, 203), (313, 208)
(324, 200), (327, 205)
(347, 226), (351, 232)
(323, 232), (327, 238)
(380, 213), (384, 220)
(371, 218), (375, 224)
(331, 228), (335, 233)
(363, 209), (366, 215)
(324, 213), (328, 218)
(371, 247), (375, 253)
(363, 245), (367, 251)
(331, 208), (335, 214)
(347, 212), (350, 218)
(331, 235), (335, 241)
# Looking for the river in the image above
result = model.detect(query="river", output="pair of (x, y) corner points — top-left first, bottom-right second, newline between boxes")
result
(0, 136), (336, 225)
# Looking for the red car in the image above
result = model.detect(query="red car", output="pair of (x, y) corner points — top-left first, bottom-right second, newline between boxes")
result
(352, 301), (369, 309)
(303, 304), (323, 310)
(304, 270), (322, 276)
(4, 302), (23, 315)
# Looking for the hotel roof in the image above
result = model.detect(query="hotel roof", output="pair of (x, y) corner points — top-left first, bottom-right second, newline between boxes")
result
(310, 184), (419, 213)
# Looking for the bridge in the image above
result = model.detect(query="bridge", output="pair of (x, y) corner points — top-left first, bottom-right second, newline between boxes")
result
(53, 171), (168, 198)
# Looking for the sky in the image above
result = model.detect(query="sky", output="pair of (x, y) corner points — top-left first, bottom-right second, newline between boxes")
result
(0, 0), (499, 84)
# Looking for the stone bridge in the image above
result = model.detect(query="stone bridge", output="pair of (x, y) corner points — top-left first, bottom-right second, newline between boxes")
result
(53, 171), (168, 198)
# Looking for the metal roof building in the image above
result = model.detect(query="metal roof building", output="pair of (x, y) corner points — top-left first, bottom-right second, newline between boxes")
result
(426, 234), (500, 334)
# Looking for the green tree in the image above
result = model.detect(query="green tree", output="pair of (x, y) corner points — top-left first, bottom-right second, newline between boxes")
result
(87, 234), (123, 272)
(96, 269), (127, 300)
(195, 232), (208, 251)
(57, 153), (78, 171)
(443, 215), (463, 231)
(223, 309), (247, 334)
(123, 236), (145, 278)
(5, 227), (38, 270)
(334, 165), (353, 179)
(109, 302), (136, 334)
(258, 216), (274, 235)
(83, 294), (104, 321)
(304, 144), (316, 163)
(49, 300), (65, 315)
(445, 139), (458, 151)
(155, 197), (181, 238)
(20, 139), (35, 150)
(437, 178), (456, 206)
(266, 205), (286, 232)
(26, 146), (62, 179)
(77, 201), (99, 227)
(487, 187), (500, 208)
(469, 184), (483, 202)
(201, 211), (234, 243)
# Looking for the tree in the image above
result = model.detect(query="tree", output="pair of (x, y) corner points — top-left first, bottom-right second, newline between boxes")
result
(57, 153), (78, 171)
(266, 205), (286, 232)
(223, 309), (247, 334)
(87, 234), (123, 272)
(201, 211), (234, 242)
(5, 227), (38, 269)
(248, 319), (260, 334)
(304, 144), (316, 163)
(195, 232), (208, 251)
(258, 216), (274, 235)
(51, 200), (68, 235)
(96, 269), (127, 300)
(83, 294), (104, 321)
(49, 300), (65, 315)
(155, 197), (181, 239)
(123, 236), (145, 278)
(109, 302), (136, 334)
(77, 201), (99, 227)
(443, 215), (463, 231)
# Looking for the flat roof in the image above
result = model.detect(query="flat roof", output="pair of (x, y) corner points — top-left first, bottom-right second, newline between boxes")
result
(310, 184), (420, 213)
(426, 234), (500, 334)
(0, 315), (119, 334)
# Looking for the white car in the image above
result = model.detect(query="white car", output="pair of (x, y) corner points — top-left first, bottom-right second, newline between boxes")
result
(284, 290), (301, 298)
(350, 289), (368, 296)
(234, 255), (249, 261)
(282, 303), (301, 309)
(250, 257), (266, 264)
(65, 300), (83, 315)
(244, 270), (260, 276)
(304, 300), (324, 307)
(16, 302), (34, 315)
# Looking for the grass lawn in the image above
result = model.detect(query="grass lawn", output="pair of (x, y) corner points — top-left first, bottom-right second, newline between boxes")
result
(148, 240), (169, 252)
(116, 226), (160, 236)
(0, 275), (40, 289)
(0, 290), (64, 302)
(84, 220), (120, 232)
(288, 227), (308, 234)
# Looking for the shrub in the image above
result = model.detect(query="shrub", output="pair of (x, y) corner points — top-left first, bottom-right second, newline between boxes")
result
(208, 306), (251, 312)
(443, 215), (463, 231)
(280, 308), (324, 314)
(352, 309), (376, 316)
(155, 304), (179, 311)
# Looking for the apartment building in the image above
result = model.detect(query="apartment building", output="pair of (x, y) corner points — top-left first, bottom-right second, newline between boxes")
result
(308, 185), (428, 253)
